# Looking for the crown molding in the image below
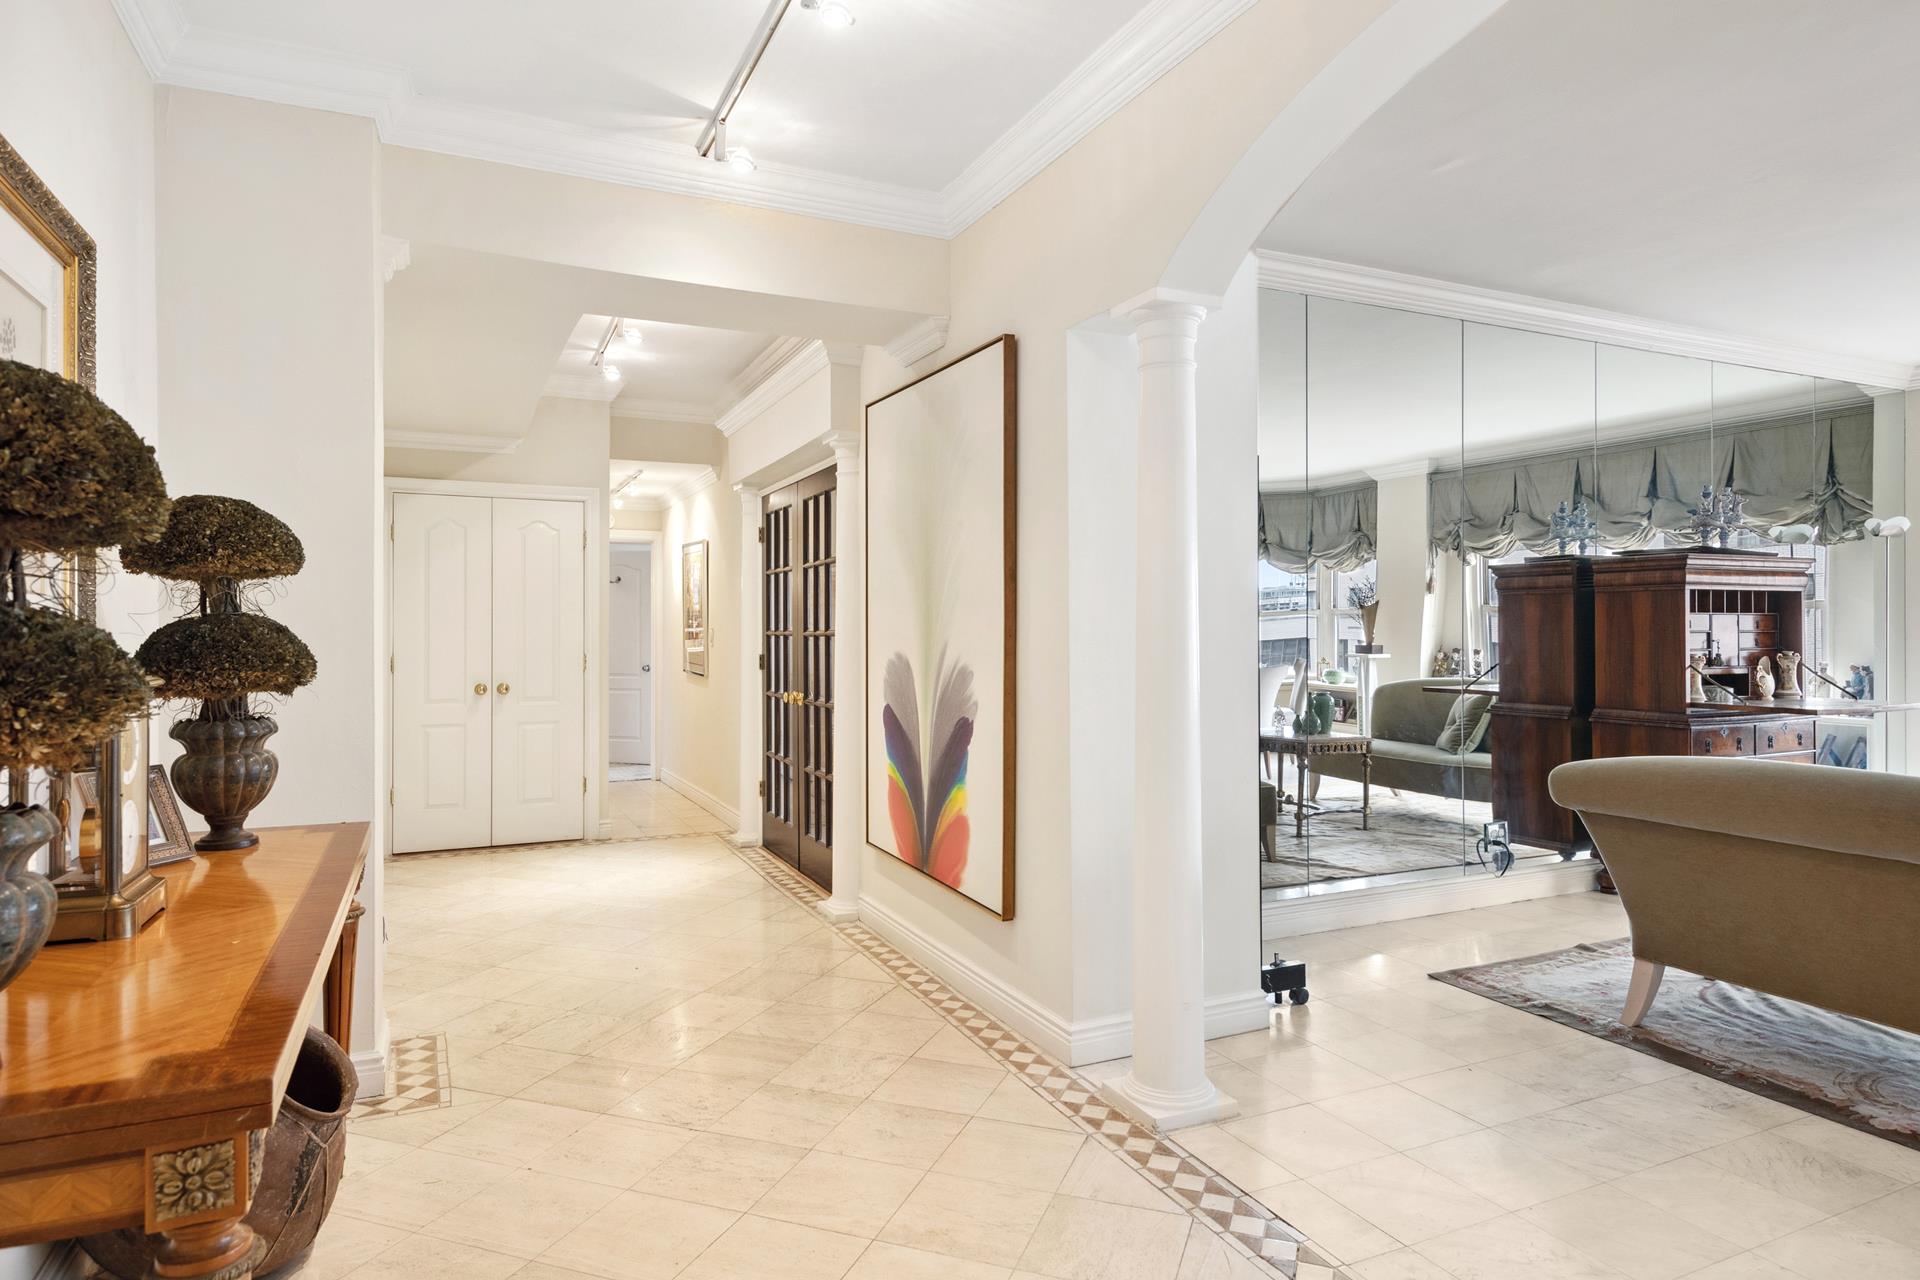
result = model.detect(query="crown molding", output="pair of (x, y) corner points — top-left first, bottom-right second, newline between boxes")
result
(385, 430), (520, 454)
(717, 339), (857, 437)
(1254, 250), (1919, 391)
(732, 336), (814, 398)
(941, 0), (1259, 230)
(884, 316), (949, 367)
(544, 371), (623, 402)
(668, 465), (720, 503)
(113, 0), (1249, 240)
(611, 397), (717, 425)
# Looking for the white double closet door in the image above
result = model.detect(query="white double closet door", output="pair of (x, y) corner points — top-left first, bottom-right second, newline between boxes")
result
(392, 493), (586, 854)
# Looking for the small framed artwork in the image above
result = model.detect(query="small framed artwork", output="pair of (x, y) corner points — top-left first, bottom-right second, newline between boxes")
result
(76, 764), (194, 867)
(682, 538), (709, 677)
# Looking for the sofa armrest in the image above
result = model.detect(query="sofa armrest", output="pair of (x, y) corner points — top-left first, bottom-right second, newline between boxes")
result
(1549, 756), (1920, 867)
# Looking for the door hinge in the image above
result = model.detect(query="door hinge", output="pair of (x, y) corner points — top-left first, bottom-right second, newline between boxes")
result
(758, 780), (765, 798)
(388, 786), (394, 807)
(388, 520), (394, 541)
(582, 775), (588, 795)
(758, 653), (765, 671)
(389, 654), (394, 674)
(583, 652), (588, 673)
(582, 531), (587, 549)
(757, 527), (764, 544)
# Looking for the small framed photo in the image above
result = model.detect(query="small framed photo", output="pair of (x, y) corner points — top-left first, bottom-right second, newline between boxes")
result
(76, 764), (193, 867)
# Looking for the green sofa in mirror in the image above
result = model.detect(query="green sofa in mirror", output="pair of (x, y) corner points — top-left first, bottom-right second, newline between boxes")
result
(1314, 676), (1493, 803)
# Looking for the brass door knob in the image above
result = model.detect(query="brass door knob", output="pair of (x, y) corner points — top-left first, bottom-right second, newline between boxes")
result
(496, 681), (510, 695)
(474, 682), (487, 695)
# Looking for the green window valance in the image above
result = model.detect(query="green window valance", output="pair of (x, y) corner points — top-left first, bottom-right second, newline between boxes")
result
(1259, 480), (1377, 572)
(1429, 406), (1873, 558)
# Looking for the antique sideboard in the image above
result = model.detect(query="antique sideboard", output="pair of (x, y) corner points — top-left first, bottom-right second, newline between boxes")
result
(0, 823), (369, 1279)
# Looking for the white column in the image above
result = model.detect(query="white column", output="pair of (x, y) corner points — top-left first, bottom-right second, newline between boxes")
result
(820, 431), (866, 921)
(1102, 291), (1237, 1132)
(730, 484), (764, 849)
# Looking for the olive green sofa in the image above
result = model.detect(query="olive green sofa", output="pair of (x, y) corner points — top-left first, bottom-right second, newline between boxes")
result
(1314, 676), (1493, 803)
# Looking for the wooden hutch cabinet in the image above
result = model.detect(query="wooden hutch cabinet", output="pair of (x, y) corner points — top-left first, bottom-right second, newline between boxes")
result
(1590, 549), (1815, 762)
(1492, 549), (1817, 857)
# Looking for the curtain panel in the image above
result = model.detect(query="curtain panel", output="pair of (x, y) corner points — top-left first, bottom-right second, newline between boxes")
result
(1258, 481), (1378, 572)
(1428, 406), (1873, 557)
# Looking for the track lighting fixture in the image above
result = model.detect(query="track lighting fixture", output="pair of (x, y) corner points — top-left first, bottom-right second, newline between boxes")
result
(620, 321), (643, 345)
(727, 148), (757, 175)
(601, 363), (621, 382)
(802, 0), (855, 28)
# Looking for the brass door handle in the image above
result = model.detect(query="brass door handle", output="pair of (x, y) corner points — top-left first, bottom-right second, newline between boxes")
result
(474, 682), (487, 696)
(496, 681), (510, 695)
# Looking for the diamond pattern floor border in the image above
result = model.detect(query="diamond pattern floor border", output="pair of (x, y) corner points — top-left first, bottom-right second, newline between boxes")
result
(737, 847), (1321, 1279)
(349, 1033), (450, 1119)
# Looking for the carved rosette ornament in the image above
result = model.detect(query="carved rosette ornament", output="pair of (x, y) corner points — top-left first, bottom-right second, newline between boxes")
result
(152, 1141), (238, 1223)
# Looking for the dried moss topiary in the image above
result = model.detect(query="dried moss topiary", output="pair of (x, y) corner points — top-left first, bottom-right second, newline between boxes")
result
(0, 359), (170, 553)
(135, 613), (317, 702)
(0, 606), (153, 770)
(120, 495), (305, 584)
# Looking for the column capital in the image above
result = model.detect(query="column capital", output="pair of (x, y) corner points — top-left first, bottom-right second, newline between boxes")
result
(823, 430), (863, 472)
(732, 481), (761, 500)
(1112, 286), (1219, 327)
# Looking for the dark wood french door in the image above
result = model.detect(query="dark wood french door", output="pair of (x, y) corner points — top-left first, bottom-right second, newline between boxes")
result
(760, 468), (836, 889)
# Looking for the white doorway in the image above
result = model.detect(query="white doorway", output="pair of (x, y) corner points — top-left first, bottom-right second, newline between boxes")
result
(608, 539), (655, 776)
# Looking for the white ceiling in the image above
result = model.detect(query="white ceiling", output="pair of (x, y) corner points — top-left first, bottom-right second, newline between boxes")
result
(562, 315), (773, 419)
(1258, 292), (1866, 486)
(609, 458), (716, 509)
(116, 0), (1233, 234)
(1258, 0), (1920, 368)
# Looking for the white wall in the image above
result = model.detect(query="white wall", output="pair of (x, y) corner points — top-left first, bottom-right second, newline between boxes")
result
(1372, 469), (1435, 685)
(155, 86), (388, 1070)
(0, 4), (157, 1271)
(659, 475), (741, 821)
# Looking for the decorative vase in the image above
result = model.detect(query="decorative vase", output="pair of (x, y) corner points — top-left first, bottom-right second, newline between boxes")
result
(0, 804), (59, 993)
(1752, 657), (1776, 700)
(1360, 601), (1380, 647)
(1309, 691), (1336, 734)
(170, 712), (279, 851)
(1774, 650), (1802, 697)
(81, 1027), (354, 1279)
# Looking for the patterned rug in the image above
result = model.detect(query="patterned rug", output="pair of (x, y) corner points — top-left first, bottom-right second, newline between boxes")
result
(1261, 782), (1486, 888)
(1433, 937), (1920, 1149)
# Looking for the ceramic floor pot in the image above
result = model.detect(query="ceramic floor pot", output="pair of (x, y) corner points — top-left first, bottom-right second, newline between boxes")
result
(80, 1026), (355, 1278)
(0, 804), (58, 993)
(171, 712), (278, 852)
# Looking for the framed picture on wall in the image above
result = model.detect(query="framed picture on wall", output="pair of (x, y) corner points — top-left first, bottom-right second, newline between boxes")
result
(682, 538), (709, 676)
(865, 335), (1018, 920)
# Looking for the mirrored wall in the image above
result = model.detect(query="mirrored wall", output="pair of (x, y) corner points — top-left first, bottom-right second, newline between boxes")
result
(1256, 289), (1907, 905)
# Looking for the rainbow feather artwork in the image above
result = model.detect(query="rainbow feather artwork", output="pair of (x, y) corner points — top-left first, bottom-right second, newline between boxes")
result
(882, 648), (976, 889)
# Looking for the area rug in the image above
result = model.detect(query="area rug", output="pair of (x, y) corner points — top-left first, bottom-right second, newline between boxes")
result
(1433, 937), (1920, 1148)
(1261, 783), (1484, 888)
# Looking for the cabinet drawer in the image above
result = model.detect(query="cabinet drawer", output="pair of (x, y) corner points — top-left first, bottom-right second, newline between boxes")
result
(1758, 718), (1816, 756)
(1692, 724), (1755, 756)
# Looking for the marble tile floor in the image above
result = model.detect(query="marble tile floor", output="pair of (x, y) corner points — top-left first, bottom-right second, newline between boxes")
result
(604, 779), (732, 841)
(1082, 890), (1920, 1280)
(303, 794), (1285, 1280)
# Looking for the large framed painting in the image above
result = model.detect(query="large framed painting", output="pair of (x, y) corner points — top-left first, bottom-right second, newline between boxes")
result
(865, 335), (1017, 919)
(682, 539), (708, 676)
(1, 130), (97, 620)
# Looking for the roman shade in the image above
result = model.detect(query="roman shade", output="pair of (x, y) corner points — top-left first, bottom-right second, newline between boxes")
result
(1429, 407), (1873, 557)
(1258, 481), (1377, 572)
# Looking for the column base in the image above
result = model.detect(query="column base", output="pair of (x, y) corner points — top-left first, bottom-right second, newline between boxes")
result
(727, 829), (761, 850)
(816, 897), (859, 924)
(1098, 1072), (1238, 1134)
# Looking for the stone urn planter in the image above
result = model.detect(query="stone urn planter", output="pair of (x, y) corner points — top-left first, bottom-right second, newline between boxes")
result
(0, 805), (59, 993)
(171, 712), (280, 852)
(81, 1026), (355, 1278)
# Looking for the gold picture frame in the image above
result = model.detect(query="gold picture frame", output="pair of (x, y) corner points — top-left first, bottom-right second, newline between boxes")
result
(683, 539), (709, 677)
(76, 764), (193, 868)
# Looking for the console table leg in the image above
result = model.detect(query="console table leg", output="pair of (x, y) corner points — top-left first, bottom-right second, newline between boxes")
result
(324, 897), (364, 1053)
(154, 1215), (256, 1280)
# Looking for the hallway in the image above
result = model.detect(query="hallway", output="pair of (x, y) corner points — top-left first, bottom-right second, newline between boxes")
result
(311, 799), (1304, 1279)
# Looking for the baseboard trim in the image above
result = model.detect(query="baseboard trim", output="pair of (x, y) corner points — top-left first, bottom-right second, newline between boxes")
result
(351, 1041), (391, 1102)
(856, 893), (1079, 1064)
(596, 818), (614, 837)
(660, 770), (741, 829)
(855, 894), (1270, 1068)
(1263, 857), (1599, 940)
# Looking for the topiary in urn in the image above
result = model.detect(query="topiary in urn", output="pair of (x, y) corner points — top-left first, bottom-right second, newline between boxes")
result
(0, 360), (169, 990)
(126, 496), (315, 852)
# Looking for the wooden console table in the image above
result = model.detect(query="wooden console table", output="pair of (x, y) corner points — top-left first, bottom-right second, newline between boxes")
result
(1261, 733), (1372, 837)
(0, 823), (369, 1278)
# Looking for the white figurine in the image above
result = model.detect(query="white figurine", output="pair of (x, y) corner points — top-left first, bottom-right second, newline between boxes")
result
(1752, 655), (1776, 700)
(1774, 650), (1801, 697)
(1686, 654), (1707, 703)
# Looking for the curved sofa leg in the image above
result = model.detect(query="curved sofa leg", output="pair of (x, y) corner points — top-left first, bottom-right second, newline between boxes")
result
(1622, 958), (1665, 1027)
